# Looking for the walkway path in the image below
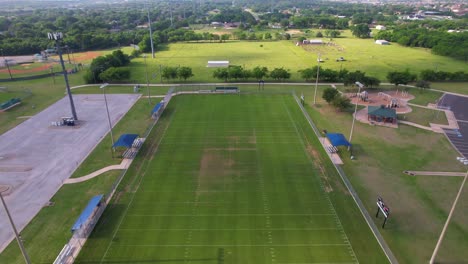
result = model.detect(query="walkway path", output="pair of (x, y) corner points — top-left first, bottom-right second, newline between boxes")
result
(404, 171), (467, 177)
(63, 159), (132, 184)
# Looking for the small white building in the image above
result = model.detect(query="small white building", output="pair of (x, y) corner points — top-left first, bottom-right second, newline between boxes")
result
(376, 25), (386, 30)
(375, 39), (390, 45)
(207, 61), (229, 67)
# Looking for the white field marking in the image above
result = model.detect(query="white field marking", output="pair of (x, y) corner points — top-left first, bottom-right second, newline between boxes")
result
(276, 262), (357, 264)
(118, 228), (339, 231)
(112, 244), (350, 247)
(99, 108), (178, 264)
(281, 97), (359, 264)
(125, 214), (335, 216)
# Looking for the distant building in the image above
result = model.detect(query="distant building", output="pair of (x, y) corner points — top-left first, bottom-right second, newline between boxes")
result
(375, 40), (390, 45)
(303, 39), (323, 45)
(376, 25), (386, 30)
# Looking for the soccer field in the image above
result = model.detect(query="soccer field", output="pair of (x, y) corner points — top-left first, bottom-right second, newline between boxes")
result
(76, 94), (384, 263)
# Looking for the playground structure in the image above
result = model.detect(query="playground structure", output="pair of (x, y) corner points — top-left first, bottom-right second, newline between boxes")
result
(348, 90), (414, 114)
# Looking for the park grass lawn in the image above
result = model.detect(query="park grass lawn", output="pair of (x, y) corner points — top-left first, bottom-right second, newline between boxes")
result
(76, 94), (387, 263)
(430, 82), (468, 95)
(0, 71), (85, 135)
(302, 91), (468, 263)
(0, 170), (121, 264)
(70, 98), (154, 178)
(127, 37), (467, 83)
(407, 88), (443, 106)
(399, 106), (448, 127)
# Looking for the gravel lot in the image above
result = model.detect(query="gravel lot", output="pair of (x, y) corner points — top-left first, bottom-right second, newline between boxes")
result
(0, 94), (140, 252)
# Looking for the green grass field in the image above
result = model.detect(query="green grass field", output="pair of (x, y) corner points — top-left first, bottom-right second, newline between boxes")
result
(127, 36), (467, 83)
(76, 94), (386, 263)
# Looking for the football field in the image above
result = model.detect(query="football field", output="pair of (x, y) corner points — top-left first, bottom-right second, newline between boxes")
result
(76, 94), (382, 263)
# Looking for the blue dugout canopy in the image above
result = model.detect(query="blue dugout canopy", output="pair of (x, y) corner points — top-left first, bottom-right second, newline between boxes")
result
(71, 194), (104, 232)
(151, 102), (163, 115)
(326, 133), (351, 147)
(112, 134), (138, 149)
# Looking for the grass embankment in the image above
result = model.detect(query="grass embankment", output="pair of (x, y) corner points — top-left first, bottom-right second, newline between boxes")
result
(301, 88), (467, 263)
(0, 97), (154, 264)
(76, 94), (387, 263)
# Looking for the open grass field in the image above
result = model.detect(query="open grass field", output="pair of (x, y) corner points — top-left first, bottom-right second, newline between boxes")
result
(76, 94), (387, 263)
(127, 33), (467, 83)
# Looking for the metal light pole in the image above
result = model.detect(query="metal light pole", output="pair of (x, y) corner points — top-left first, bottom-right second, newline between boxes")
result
(1, 49), (13, 80)
(313, 53), (321, 105)
(143, 55), (152, 104)
(100, 83), (115, 152)
(349, 81), (364, 143)
(47, 32), (78, 121)
(429, 166), (468, 264)
(146, 1), (155, 59)
(0, 189), (31, 264)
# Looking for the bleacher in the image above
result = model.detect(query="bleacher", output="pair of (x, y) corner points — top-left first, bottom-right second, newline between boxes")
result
(326, 145), (338, 153)
(0, 98), (21, 112)
(122, 137), (145, 159)
(215, 87), (239, 93)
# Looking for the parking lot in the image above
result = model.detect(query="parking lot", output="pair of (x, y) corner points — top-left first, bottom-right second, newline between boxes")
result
(0, 94), (140, 252)
(439, 94), (468, 158)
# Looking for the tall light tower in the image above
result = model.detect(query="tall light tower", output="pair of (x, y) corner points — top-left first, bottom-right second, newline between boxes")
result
(47, 32), (78, 121)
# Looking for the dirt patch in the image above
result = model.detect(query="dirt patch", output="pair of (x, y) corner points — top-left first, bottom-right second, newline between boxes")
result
(198, 149), (238, 195)
(227, 136), (241, 145)
(306, 145), (333, 193)
(73, 51), (102, 62)
(0, 63), (55, 74)
(286, 29), (302, 35)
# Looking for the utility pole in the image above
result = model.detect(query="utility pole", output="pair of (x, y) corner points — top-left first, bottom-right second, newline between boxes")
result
(144, 55), (152, 105)
(1, 49), (13, 80)
(313, 53), (321, 105)
(48, 32), (78, 121)
(0, 190), (31, 264)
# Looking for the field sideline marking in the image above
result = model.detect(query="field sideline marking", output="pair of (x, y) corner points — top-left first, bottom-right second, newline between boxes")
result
(281, 96), (359, 264)
(125, 213), (334, 216)
(99, 108), (178, 264)
(118, 228), (339, 231)
(112, 244), (350, 247)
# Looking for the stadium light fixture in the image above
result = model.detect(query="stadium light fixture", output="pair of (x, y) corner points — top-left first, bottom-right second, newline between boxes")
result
(47, 32), (78, 121)
(0, 49), (13, 80)
(0, 188), (31, 264)
(100, 83), (115, 152)
(313, 52), (321, 105)
(349, 81), (364, 143)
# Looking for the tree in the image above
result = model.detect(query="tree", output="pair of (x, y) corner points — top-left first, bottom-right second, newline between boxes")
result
(99, 67), (131, 82)
(213, 68), (229, 82)
(350, 24), (370, 38)
(415, 80), (430, 89)
(228, 65), (244, 80)
(362, 76), (381, 88)
(263, 32), (272, 40)
(343, 70), (366, 86)
(269, 68), (290, 81)
(177, 66), (193, 81)
(387, 70), (416, 86)
(298, 68), (315, 81)
(332, 95), (351, 111)
(252, 66), (269, 80)
(322, 87), (339, 104)
(162, 66), (178, 81)
(316, 32), (323, 38)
